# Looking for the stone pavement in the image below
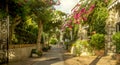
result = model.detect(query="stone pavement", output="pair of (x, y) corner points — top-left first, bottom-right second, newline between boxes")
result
(2, 45), (118, 65)
(32, 45), (64, 65)
(63, 53), (117, 65)
(2, 45), (65, 65)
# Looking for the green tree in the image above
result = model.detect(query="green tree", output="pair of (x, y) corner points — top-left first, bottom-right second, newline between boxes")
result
(15, 16), (38, 44)
(30, 0), (61, 51)
(87, 0), (111, 34)
(43, 10), (66, 45)
(0, 0), (31, 44)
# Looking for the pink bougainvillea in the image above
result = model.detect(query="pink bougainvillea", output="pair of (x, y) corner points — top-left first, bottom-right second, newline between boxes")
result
(81, 8), (86, 13)
(74, 12), (82, 20)
(78, 12), (82, 17)
(73, 7), (87, 20)
(73, 4), (95, 23)
(61, 3), (96, 31)
(88, 4), (95, 12)
(74, 13), (79, 20)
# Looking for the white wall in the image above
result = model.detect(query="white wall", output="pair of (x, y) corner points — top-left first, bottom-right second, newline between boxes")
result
(8, 46), (36, 62)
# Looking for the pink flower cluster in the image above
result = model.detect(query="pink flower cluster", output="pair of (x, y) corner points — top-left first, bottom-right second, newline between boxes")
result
(88, 4), (95, 12)
(61, 4), (95, 31)
(61, 20), (73, 31)
(74, 8), (86, 20)
(73, 4), (95, 23)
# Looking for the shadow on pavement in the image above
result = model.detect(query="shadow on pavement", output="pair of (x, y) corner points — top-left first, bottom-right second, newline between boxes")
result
(89, 56), (102, 65)
(32, 57), (62, 65)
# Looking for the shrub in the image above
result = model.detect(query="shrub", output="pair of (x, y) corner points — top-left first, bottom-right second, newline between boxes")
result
(49, 37), (58, 45)
(31, 49), (42, 57)
(42, 45), (51, 52)
(112, 32), (120, 54)
(90, 33), (105, 50)
(71, 40), (89, 56)
(42, 47), (48, 52)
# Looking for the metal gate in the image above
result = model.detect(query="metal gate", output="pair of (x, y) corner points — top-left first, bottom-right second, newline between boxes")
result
(0, 17), (9, 64)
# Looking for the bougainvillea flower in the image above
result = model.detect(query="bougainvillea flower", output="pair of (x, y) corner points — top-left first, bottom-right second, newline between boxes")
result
(74, 13), (79, 20)
(91, 4), (95, 8)
(74, 11), (82, 20)
(81, 8), (86, 13)
(78, 12), (81, 17)
(89, 4), (95, 11)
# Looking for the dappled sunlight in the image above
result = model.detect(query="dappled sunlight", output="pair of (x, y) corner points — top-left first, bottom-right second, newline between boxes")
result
(80, 52), (89, 56)
(51, 61), (64, 65)
(8, 50), (16, 60)
(0, 0), (120, 65)
(64, 54), (117, 65)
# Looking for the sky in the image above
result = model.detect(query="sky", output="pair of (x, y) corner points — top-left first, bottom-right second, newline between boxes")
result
(54, 0), (80, 14)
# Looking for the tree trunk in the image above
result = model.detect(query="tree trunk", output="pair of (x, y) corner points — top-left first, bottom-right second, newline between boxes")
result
(9, 25), (15, 44)
(9, 16), (21, 44)
(37, 21), (43, 51)
(43, 32), (46, 47)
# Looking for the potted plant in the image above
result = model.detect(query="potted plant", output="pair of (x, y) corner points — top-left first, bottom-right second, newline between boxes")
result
(31, 49), (42, 57)
(90, 33), (105, 56)
(112, 32), (120, 63)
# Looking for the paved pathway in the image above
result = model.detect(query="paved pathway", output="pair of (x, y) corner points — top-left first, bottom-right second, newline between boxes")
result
(63, 53), (117, 65)
(32, 45), (64, 65)
(2, 45), (117, 65)
(3, 45), (64, 65)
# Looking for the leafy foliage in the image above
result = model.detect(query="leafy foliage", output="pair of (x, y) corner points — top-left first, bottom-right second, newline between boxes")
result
(90, 33), (105, 50)
(72, 40), (89, 56)
(112, 32), (120, 53)
(43, 10), (66, 33)
(15, 28), (37, 44)
(87, 0), (111, 34)
(49, 37), (58, 45)
(30, 0), (54, 23)
(0, 9), (7, 18)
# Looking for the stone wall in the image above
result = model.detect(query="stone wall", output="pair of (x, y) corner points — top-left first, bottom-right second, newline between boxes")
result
(8, 46), (36, 62)
(105, 4), (120, 55)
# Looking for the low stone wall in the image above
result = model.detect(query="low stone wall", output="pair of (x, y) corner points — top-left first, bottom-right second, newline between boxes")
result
(8, 44), (36, 62)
